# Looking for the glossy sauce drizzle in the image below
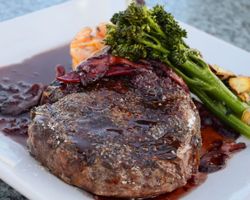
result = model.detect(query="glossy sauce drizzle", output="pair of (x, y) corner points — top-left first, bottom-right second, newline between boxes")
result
(95, 125), (245, 200)
(0, 44), (71, 146)
(0, 45), (246, 200)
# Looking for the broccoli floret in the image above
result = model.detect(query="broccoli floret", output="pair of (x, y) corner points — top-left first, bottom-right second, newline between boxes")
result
(105, 3), (250, 137)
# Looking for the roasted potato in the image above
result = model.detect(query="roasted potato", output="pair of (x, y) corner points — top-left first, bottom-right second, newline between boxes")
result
(210, 64), (235, 80)
(210, 65), (250, 104)
(229, 77), (250, 94)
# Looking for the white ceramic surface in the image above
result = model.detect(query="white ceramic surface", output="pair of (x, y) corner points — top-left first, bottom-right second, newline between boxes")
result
(0, 0), (250, 200)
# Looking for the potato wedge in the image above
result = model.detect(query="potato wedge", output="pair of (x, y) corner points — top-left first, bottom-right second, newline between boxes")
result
(210, 64), (235, 80)
(239, 92), (250, 103)
(242, 108), (250, 125)
(229, 77), (250, 94)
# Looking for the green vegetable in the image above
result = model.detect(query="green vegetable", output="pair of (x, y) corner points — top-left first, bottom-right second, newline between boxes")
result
(105, 3), (250, 137)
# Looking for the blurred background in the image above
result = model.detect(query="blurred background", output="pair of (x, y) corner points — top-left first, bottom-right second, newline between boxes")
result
(0, 0), (249, 199)
(0, 0), (250, 52)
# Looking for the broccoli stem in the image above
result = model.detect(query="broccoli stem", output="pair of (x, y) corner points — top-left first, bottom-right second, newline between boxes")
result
(141, 39), (168, 53)
(181, 58), (249, 117)
(192, 87), (250, 138)
(163, 58), (250, 136)
(106, 3), (250, 137)
(147, 39), (250, 120)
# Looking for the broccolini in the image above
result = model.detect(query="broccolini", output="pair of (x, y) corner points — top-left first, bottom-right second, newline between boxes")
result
(105, 3), (250, 137)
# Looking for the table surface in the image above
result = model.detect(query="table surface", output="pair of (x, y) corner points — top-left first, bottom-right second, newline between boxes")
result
(0, 0), (250, 199)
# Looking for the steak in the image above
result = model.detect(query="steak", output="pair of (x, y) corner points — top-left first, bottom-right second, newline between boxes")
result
(28, 55), (201, 198)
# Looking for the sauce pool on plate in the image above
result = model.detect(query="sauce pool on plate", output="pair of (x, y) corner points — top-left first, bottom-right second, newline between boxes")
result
(0, 45), (246, 200)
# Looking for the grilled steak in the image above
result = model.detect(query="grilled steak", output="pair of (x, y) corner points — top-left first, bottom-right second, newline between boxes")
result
(28, 55), (201, 198)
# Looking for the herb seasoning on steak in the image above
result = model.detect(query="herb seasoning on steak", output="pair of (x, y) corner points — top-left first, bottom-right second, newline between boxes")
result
(0, 48), (246, 199)
(27, 55), (201, 198)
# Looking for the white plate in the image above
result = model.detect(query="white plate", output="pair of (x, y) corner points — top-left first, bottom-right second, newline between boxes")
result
(0, 0), (250, 200)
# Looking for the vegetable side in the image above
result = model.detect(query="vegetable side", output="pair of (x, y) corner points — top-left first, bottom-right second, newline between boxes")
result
(104, 3), (250, 137)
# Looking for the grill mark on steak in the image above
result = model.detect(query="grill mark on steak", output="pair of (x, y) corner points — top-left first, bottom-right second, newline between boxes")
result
(28, 55), (201, 198)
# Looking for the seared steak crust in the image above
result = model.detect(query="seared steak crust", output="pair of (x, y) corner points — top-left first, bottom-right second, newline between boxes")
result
(28, 60), (201, 198)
